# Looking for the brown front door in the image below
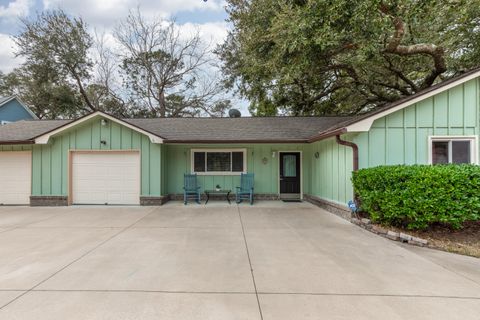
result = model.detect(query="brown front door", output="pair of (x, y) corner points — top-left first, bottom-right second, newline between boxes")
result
(279, 152), (301, 197)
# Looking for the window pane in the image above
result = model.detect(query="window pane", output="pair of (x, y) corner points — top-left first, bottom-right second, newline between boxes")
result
(232, 152), (244, 172)
(452, 141), (471, 164)
(432, 142), (448, 164)
(207, 152), (231, 172)
(193, 152), (205, 172)
(283, 155), (297, 177)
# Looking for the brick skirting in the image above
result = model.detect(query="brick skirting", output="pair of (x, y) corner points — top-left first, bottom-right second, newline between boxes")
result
(139, 196), (170, 206)
(30, 196), (68, 206)
(303, 194), (352, 220)
(168, 193), (280, 202)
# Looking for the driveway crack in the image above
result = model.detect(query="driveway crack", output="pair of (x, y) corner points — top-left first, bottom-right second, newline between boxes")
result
(236, 205), (264, 320)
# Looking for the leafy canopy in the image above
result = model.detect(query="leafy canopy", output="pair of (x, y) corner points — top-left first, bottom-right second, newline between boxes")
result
(218, 0), (480, 116)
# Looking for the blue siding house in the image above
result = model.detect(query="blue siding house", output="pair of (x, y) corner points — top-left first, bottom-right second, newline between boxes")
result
(0, 96), (38, 124)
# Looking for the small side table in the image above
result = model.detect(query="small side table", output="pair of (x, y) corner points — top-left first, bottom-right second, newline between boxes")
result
(204, 189), (231, 204)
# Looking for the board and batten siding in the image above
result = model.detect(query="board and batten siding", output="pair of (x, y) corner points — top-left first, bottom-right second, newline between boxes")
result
(353, 78), (479, 168)
(306, 78), (480, 206)
(29, 117), (164, 197)
(304, 138), (354, 206)
(165, 144), (308, 195)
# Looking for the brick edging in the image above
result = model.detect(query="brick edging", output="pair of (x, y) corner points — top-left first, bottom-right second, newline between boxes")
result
(303, 194), (429, 248)
(303, 194), (352, 220)
(351, 218), (429, 247)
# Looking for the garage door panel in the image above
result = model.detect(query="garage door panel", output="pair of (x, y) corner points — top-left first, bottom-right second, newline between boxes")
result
(0, 151), (31, 205)
(72, 152), (140, 205)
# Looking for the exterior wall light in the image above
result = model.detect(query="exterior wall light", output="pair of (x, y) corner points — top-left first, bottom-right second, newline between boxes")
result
(272, 151), (276, 158)
(101, 119), (108, 126)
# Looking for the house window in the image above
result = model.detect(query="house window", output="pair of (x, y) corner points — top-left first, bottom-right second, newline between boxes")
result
(192, 149), (246, 174)
(429, 136), (477, 164)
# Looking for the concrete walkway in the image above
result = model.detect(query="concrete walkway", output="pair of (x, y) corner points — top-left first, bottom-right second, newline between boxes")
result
(0, 201), (478, 319)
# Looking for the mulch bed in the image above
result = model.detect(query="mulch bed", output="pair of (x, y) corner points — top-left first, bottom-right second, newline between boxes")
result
(387, 221), (480, 258)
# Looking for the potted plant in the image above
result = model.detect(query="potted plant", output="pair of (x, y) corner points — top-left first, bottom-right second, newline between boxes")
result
(215, 184), (221, 191)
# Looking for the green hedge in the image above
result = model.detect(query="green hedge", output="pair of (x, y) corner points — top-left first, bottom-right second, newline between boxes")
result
(351, 165), (480, 230)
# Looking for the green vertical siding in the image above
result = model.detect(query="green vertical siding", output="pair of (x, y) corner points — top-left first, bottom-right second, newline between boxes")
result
(306, 137), (354, 205)
(307, 78), (480, 206)
(165, 144), (307, 195)
(30, 116), (164, 197)
(354, 78), (480, 169)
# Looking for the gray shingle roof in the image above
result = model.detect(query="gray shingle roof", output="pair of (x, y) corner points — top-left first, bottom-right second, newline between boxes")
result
(0, 119), (71, 143)
(125, 117), (353, 142)
(0, 116), (352, 144)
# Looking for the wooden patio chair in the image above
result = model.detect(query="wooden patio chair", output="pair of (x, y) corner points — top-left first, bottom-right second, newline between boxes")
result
(236, 173), (254, 205)
(183, 173), (201, 205)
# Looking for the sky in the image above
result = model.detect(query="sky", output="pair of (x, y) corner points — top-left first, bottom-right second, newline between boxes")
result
(0, 0), (249, 114)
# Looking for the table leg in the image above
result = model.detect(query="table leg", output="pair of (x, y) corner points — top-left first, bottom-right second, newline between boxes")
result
(226, 191), (231, 204)
(205, 192), (209, 205)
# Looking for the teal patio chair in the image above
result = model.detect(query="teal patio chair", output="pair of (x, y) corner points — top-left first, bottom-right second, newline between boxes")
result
(236, 173), (254, 205)
(183, 173), (201, 205)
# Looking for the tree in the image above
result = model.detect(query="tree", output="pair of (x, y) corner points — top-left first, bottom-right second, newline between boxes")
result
(115, 9), (230, 117)
(0, 65), (85, 119)
(218, 0), (480, 116)
(14, 10), (96, 114)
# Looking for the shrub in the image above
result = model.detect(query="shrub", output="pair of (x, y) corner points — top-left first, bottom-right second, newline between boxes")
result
(351, 165), (480, 230)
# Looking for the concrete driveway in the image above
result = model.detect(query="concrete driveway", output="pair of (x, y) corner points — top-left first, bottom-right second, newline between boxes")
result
(0, 201), (478, 320)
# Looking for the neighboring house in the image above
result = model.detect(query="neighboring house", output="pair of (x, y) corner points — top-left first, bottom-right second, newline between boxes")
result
(0, 68), (479, 216)
(0, 96), (38, 124)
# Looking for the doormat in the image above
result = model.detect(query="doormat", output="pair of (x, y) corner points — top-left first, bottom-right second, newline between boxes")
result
(282, 199), (302, 202)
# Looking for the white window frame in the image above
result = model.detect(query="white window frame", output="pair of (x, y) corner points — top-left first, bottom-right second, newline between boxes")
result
(191, 148), (247, 175)
(428, 135), (478, 164)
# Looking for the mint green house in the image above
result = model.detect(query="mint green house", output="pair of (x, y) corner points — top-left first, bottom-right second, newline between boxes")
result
(0, 69), (479, 214)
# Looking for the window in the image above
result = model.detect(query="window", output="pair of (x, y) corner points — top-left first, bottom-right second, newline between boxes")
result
(429, 136), (477, 164)
(191, 149), (246, 174)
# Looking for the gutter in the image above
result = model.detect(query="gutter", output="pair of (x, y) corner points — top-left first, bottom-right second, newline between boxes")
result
(335, 134), (359, 171)
(163, 139), (309, 144)
(308, 128), (347, 143)
(0, 140), (34, 145)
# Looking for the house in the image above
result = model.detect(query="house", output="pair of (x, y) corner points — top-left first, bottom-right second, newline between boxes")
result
(0, 68), (479, 217)
(0, 96), (38, 124)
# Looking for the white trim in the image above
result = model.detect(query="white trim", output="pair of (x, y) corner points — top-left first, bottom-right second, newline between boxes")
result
(345, 70), (480, 133)
(191, 148), (247, 175)
(427, 135), (478, 164)
(278, 151), (303, 200)
(35, 111), (163, 144)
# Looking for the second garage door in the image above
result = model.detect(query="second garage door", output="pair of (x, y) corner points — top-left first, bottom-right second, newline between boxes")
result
(0, 151), (31, 205)
(71, 152), (140, 205)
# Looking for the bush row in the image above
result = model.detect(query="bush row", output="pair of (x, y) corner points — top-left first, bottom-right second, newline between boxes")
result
(351, 165), (480, 230)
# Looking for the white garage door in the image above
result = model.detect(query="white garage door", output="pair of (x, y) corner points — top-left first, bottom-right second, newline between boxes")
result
(72, 152), (140, 205)
(0, 151), (31, 205)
